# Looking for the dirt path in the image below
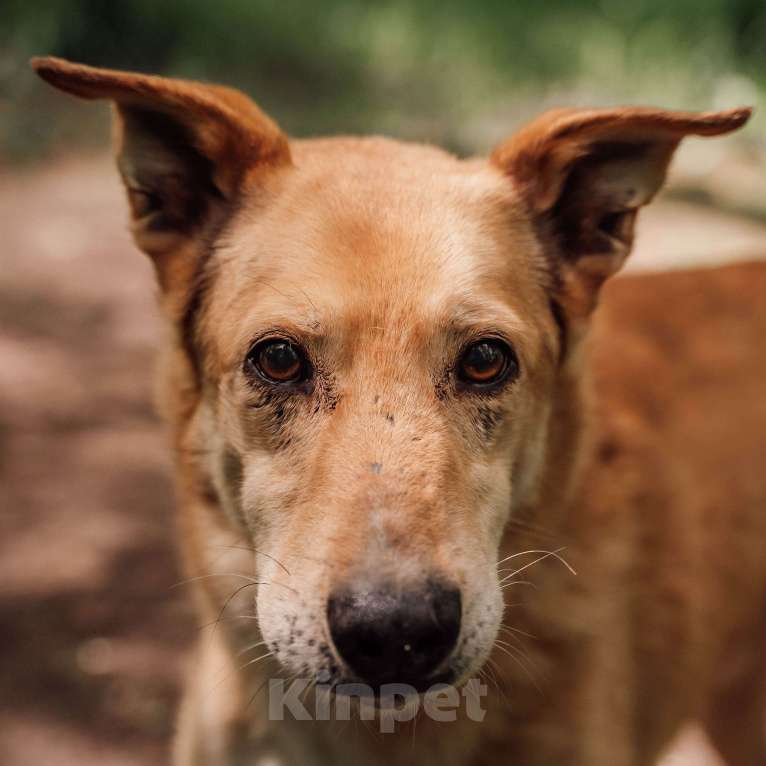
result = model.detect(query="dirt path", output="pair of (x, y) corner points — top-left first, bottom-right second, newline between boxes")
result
(0, 156), (183, 765)
(1, 155), (763, 765)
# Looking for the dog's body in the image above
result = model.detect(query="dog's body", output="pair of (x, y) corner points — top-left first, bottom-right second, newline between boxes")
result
(33, 58), (766, 765)
(173, 261), (766, 766)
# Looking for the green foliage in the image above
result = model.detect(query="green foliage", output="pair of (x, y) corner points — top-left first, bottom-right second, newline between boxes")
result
(2, 0), (764, 160)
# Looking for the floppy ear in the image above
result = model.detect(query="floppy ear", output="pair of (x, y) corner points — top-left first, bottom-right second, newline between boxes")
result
(491, 106), (751, 322)
(31, 57), (290, 295)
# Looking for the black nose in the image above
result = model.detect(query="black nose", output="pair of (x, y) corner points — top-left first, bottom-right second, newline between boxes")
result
(327, 579), (461, 689)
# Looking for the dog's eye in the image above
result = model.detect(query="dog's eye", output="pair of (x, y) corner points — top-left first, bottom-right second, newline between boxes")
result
(457, 339), (518, 388)
(245, 339), (308, 385)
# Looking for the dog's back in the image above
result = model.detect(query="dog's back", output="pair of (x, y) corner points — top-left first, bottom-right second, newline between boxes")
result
(589, 260), (766, 761)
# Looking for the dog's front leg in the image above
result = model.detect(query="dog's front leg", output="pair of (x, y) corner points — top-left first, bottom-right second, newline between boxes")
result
(174, 636), (247, 766)
(174, 636), (330, 766)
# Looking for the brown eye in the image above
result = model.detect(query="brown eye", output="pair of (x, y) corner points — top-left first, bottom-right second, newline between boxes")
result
(246, 339), (308, 385)
(458, 339), (518, 387)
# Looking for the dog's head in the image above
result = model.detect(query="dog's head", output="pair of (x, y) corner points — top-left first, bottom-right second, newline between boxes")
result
(34, 58), (749, 693)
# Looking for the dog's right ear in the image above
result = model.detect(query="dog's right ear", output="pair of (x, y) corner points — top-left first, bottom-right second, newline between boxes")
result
(31, 57), (290, 295)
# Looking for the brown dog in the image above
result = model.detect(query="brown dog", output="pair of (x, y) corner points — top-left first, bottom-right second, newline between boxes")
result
(33, 57), (766, 766)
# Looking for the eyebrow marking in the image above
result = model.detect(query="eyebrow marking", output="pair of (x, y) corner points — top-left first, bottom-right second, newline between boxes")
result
(256, 279), (322, 329)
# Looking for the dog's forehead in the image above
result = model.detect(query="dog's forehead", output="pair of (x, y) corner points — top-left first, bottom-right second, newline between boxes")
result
(207, 138), (552, 359)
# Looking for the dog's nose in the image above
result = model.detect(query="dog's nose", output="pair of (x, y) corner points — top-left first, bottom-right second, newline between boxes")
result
(327, 579), (461, 689)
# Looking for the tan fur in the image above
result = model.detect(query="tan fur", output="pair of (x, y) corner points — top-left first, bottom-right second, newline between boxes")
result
(32, 57), (766, 766)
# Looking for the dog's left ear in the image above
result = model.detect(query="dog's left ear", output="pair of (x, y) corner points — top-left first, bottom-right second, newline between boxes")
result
(492, 106), (751, 321)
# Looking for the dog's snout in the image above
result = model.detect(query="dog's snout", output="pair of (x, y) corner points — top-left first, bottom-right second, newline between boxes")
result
(327, 579), (461, 689)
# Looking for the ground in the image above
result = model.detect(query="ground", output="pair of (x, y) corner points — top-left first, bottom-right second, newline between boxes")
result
(1, 154), (764, 765)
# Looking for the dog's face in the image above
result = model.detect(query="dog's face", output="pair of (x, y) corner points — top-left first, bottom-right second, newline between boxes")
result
(33, 57), (749, 693)
(202, 143), (559, 687)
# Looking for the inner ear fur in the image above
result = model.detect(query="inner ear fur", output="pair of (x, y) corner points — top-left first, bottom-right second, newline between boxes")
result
(31, 57), (291, 287)
(491, 106), (751, 319)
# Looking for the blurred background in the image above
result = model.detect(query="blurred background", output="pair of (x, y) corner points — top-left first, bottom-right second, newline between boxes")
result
(1, 2), (765, 764)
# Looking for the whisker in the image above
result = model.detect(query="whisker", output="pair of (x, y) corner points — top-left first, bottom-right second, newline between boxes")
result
(496, 578), (537, 588)
(479, 663), (500, 695)
(498, 549), (576, 582)
(492, 641), (541, 692)
(500, 579), (540, 591)
(494, 637), (531, 661)
(237, 640), (268, 657)
(171, 572), (264, 589)
(495, 632), (526, 653)
(239, 650), (275, 672)
(499, 624), (537, 640)
(207, 544), (291, 576)
(194, 613), (260, 632)
(246, 675), (272, 711)
(483, 657), (512, 709)
(205, 582), (264, 647)
(496, 547), (572, 570)
(209, 649), (274, 693)
(173, 572), (299, 596)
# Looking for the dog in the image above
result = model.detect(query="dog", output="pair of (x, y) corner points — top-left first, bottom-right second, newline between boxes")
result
(33, 57), (766, 765)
